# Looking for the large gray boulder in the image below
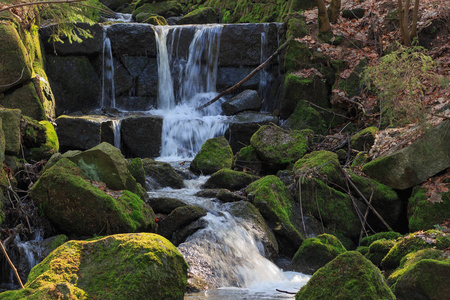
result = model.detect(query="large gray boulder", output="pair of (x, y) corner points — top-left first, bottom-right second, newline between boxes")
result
(121, 115), (163, 158)
(55, 115), (115, 151)
(363, 120), (450, 190)
(221, 90), (262, 116)
(142, 158), (184, 189)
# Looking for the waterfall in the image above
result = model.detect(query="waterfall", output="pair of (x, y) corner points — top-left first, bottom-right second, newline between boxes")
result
(101, 29), (116, 109)
(153, 26), (176, 110)
(111, 119), (122, 150)
(259, 24), (274, 112)
(152, 25), (229, 160)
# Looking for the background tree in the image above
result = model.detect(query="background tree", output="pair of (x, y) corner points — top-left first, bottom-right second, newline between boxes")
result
(397, 0), (420, 46)
(316, 0), (332, 40)
(328, 0), (341, 23)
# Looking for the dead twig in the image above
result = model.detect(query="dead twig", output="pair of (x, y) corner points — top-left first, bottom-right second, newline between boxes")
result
(1, 240), (24, 288)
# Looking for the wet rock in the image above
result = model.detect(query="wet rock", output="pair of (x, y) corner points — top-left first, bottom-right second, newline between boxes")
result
(234, 145), (264, 175)
(39, 23), (103, 55)
(360, 232), (402, 247)
(221, 90), (262, 116)
(148, 197), (187, 214)
(203, 169), (259, 191)
(127, 157), (146, 187)
(158, 205), (207, 240)
(190, 136), (233, 175)
(363, 120), (450, 190)
(121, 115), (163, 158)
(45, 55), (101, 115)
(55, 115), (115, 152)
(216, 190), (246, 203)
(296, 251), (396, 300)
(225, 112), (278, 154)
(29, 158), (155, 235)
(227, 200), (279, 258)
(217, 67), (260, 91)
(107, 23), (157, 57)
(133, 1), (182, 19)
(142, 158), (184, 189)
(291, 234), (347, 274)
(1, 233), (188, 299)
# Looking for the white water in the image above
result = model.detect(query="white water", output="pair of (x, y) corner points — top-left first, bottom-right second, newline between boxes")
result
(101, 29), (116, 109)
(148, 176), (310, 299)
(111, 119), (122, 149)
(259, 24), (273, 112)
(151, 25), (229, 160)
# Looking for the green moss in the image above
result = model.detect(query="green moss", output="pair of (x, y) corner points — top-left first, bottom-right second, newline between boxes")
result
(388, 249), (450, 300)
(203, 168), (259, 191)
(190, 136), (233, 175)
(4, 233), (188, 299)
(351, 152), (368, 168)
(291, 233), (346, 274)
(0, 82), (46, 121)
(293, 150), (341, 183)
(351, 127), (378, 151)
(381, 230), (450, 270)
(133, 1), (182, 18)
(29, 121), (59, 161)
(284, 40), (312, 72)
(250, 124), (313, 167)
(365, 239), (396, 267)
(356, 246), (370, 255)
(178, 7), (217, 24)
(285, 13), (307, 38)
(299, 178), (361, 239)
(143, 15), (168, 25)
(296, 251), (395, 300)
(360, 231), (402, 247)
(334, 58), (367, 97)
(408, 186), (450, 232)
(47, 234), (69, 252)
(287, 100), (327, 134)
(29, 158), (154, 236)
(127, 158), (146, 187)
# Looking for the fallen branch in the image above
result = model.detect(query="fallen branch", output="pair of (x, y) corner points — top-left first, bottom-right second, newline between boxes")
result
(276, 288), (297, 295)
(1, 240), (24, 289)
(0, 0), (86, 13)
(196, 35), (293, 111)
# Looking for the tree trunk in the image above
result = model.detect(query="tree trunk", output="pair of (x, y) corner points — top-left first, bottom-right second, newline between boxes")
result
(316, 0), (332, 40)
(328, 0), (341, 23)
(410, 0), (419, 41)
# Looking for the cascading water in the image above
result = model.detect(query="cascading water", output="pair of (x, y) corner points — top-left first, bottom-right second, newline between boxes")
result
(101, 29), (116, 109)
(259, 24), (274, 112)
(151, 25), (229, 160)
(148, 176), (310, 299)
(111, 119), (122, 150)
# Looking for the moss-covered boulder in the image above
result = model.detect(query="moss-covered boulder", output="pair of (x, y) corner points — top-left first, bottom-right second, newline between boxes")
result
(295, 251), (396, 300)
(143, 14), (168, 25)
(0, 233), (188, 299)
(190, 136), (233, 175)
(291, 234), (346, 274)
(0, 119), (5, 164)
(178, 7), (217, 24)
(298, 178), (361, 240)
(127, 157), (146, 187)
(203, 169), (259, 191)
(286, 100), (327, 134)
(351, 127), (378, 151)
(285, 12), (307, 38)
(279, 73), (329, 119)
(0, 82), (46, 121)
(24, 120), (59, 161)
(360, 231), (402, 247)
(0, 22), (33, 93)
(381, 230), (450, 270)
(158, 205), (207, 242)
(0, 108), (21, 155)
(142, 158), (184, 189)
(0, 168), (8, 224)
(250, 125), (313, 169)
(363, 119), (450, 190)
(388, 249), (450, 300)
(234, 145), (263, 175)
(334, 58), (367, 97)
(246, 175), (303, 253)
(133, 0), (182, 18)
(408, 185), (450, 232)
(293, 150), (341, 183)
(365, 239), (396, 267)
(29, 158), (155, 236)
(148, 197), (187, 214)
